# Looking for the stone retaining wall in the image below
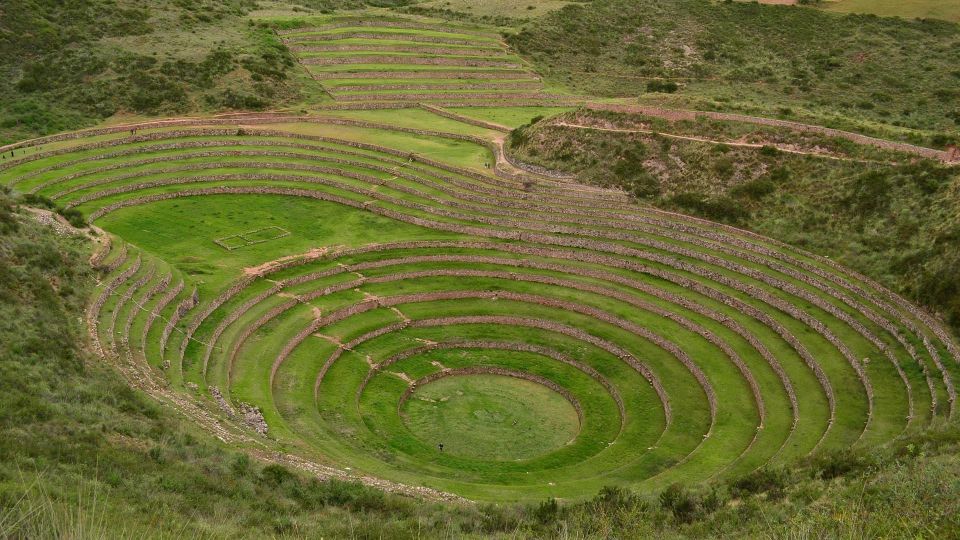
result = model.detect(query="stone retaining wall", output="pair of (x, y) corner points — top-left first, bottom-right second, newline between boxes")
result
(139, 274), (174, 352)
(160, 287), (198, 359)
(284, 32), (494, 47)
(334, 92), (550, 102)
(276, 20), (495, 37)
(332, 82), (540, 92)
(301, 56), (521, 68)
(291, 44), (509, 56)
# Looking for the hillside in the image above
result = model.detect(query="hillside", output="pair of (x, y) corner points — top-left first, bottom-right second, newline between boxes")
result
(1, 1), (960, 538)
(506, 0), (960, 144)
(0, 0), (305, 145)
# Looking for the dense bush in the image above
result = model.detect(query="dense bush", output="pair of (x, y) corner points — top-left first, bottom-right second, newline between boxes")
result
(730, 178), (776, 200)
(646, 80), (679, 93)
(670, 192), (748, 224)
(729, 467), (789, 497)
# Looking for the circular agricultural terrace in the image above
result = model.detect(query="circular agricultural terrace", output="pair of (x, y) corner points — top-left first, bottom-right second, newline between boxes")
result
(3, 112), (957, 501)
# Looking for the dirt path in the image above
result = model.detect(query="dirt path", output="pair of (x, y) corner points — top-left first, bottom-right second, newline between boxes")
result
(551, 121), (888, 163)
(586, 103), (955, 162)
(243, 246), (331, 276)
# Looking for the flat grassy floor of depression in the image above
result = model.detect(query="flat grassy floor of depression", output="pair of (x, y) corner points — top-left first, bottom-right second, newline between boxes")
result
(400, 373), (581, 461)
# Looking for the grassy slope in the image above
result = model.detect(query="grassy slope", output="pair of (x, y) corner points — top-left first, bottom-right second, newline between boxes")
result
(506, 110), (960, 333)
(505, 0), (960, 143)
(413, 0), (573, 20)
(820, 0), (960, 23)
(0, 0), (335, 145)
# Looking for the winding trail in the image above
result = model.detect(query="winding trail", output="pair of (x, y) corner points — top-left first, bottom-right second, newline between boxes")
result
(584, 104), (957, 163)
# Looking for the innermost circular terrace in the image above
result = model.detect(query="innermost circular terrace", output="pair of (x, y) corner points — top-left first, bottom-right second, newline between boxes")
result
(400, 370), (582, 461)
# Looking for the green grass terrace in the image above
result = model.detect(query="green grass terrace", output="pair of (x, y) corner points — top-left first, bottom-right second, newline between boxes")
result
(2, 110), (957, 502)
(277, 15), (579, 106)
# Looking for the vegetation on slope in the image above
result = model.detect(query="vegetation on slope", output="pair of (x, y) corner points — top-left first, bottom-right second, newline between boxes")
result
(506, 0), (960, 142)
(819, 0), (960, 23)
(507, 109), (960, 332)
(0, 0), (302, 145)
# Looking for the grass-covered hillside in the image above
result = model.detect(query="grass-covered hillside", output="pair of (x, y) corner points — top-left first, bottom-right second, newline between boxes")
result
(506, 0), (960, 142)
(506, 108), (960, 333)
(819, 0), (960, 23)
(0, 0), (308, 145)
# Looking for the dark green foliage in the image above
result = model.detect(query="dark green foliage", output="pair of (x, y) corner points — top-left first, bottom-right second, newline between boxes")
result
(532, 498), (559, 524)
(58, 207), (87, 228)
(646, 80), (679, 93)
(731, 178), (776, 200)
(670, 192), (748, 224)
(209, 89), (269, 110)
(0, 188), (18, 234)
(508, 116), (544, 147)
(845, 170), (892, 217)
(18, 194), (56, 210)
(660, 483), (699, 522)
(768, 166), (791, 183)
(729, 467), (789, 497)
(809, 450), (873, 480)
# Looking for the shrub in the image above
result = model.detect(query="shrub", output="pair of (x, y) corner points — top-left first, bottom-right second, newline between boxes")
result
(533, 498), (559, 524)
(646, 80), (679, 93)
(729, 467), (789, 497)
(731, 178), (776, 200)
(670, 192), (749, 224)
(768, 166), (791, 183)
(259, 463), (296, 487)
(810, 450), (872, 480)
(712, 157), (735, 177)
(0, 188), (18, 233)
(594, 485), (638, 510)
(19, 194), (56, 209)
(846, 170), (891, 215)
(58, 207), (86, 228)
(659, 483), (697, 523)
